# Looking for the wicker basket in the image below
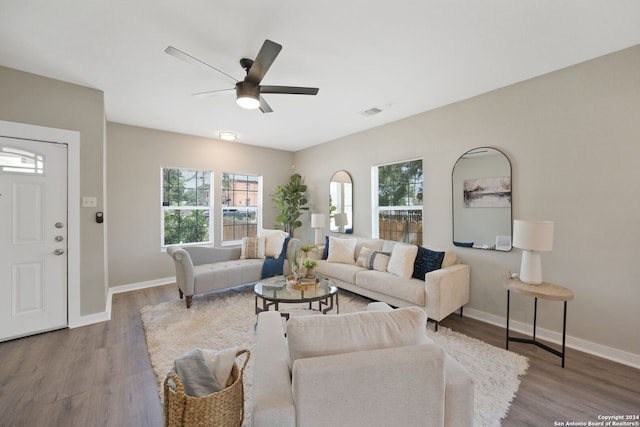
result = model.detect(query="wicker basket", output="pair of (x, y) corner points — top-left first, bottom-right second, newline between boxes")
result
(164, 349), (250, 427)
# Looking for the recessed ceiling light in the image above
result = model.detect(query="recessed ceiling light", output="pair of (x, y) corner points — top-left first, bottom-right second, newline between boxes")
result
(219, 131), (237, 141)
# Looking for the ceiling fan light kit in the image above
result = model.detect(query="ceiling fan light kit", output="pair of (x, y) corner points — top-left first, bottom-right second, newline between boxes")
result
(235, 82), (261, 109)
(166, 39), (319, 113)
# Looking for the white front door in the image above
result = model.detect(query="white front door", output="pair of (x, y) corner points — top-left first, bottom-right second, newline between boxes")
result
(0, 137), (68, 341)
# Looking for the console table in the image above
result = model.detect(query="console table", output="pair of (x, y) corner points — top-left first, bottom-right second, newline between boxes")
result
(505, 278), (574, 367)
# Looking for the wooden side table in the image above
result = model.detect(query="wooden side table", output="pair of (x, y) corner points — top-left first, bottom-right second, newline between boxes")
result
(505, 278), (574, 367)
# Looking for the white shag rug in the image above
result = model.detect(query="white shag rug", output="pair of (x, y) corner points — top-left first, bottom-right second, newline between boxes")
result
(141, 285), (528, 427)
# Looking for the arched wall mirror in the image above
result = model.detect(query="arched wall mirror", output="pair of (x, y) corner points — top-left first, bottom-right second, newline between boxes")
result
(329, 170), (353, 233)
(452, 147), (512, 251)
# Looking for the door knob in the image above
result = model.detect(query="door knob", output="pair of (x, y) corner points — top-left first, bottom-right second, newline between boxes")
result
(55, 222), (64, 229)
(55, 236), (64, 242)
(54, 249), (65, 255)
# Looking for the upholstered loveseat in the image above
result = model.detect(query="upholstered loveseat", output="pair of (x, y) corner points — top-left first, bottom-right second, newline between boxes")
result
(167, 231), (300, 308)
(315, 236), (470, 327)
(251, 307), (475, 427)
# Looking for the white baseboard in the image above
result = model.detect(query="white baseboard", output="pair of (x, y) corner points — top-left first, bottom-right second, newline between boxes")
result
(463, 307), (640, 370)
(68, 277), (175, 329)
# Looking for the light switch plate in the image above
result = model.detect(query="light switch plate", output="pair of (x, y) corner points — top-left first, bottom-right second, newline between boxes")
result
(82, 196), (97, 208)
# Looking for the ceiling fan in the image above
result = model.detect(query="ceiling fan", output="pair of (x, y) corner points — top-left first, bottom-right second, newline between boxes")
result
(165, 39), (319, 113)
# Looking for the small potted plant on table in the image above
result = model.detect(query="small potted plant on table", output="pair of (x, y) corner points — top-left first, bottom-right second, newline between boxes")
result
(301, 258), (317, 278)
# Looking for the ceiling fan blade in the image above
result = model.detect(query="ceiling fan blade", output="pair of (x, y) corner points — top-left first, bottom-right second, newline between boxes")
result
(260, 85), (319, 95)
(192, 88), (235, 98)
(259, 96), (273, 113)
(246, 40), (282, 84)
(165, 46), (238, 84)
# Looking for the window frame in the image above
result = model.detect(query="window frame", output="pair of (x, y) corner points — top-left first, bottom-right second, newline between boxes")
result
(372, 158), (423, 244)
(221, 172), (262, 246)
(161, 167), (213, 248)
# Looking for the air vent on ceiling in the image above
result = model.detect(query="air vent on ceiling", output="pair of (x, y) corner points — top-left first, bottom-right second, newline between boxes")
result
(360, 107), (383, 117)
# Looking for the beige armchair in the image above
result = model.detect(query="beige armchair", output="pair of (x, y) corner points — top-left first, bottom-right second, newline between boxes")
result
(251, 307), (474, 427)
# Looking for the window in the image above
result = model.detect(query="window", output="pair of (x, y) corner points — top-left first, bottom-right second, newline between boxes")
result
(373, 159), (423, 245)
(221, 172), (261, 244)
(0, 146), (44, 174)
(162, 168), (212, 246)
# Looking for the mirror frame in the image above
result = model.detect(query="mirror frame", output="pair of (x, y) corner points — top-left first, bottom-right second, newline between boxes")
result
(452, 147), (512, 251)
(329, 170), (353, 234)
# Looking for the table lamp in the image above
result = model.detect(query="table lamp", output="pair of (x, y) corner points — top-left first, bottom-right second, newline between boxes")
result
(333, 213), (348, 232)
(310, 213), (326, 245)
(512, 220), (554, 285)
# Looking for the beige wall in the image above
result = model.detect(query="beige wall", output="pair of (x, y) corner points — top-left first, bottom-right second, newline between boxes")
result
(294, 45), (640, 359)
(0, 66), (107, 316)
(106, 123), (294, 287)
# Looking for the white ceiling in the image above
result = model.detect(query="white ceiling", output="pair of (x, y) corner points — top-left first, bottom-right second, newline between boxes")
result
(1, 1), (639, 152)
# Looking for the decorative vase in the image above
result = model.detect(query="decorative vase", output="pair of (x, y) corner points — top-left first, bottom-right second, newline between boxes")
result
(305, 267), (315, 278)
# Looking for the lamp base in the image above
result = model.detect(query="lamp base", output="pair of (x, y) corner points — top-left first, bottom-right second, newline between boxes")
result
(314, 229), (324, 245)
(519, 250), (543, 285)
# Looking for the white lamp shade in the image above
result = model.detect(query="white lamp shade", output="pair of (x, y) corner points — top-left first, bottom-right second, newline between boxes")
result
(310, 214), (326, 228)
(333, 213), (348, 227)
(513, 220), (554, 251)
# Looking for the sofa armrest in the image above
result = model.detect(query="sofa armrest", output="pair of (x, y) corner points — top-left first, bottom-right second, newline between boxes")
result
(291, 344), (446, 427)
(252, 312), (295, 427)
(425, 264), (470, 322)
(167, 246), (195, 295)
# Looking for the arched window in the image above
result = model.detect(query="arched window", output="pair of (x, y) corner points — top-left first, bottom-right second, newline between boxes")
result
(0, 146), (44, 174)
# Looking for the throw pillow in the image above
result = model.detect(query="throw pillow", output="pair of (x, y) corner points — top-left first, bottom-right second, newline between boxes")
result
(259, 229), (289, 258)
(355, 246), (374, 267)
(240, 236), (266, 259)
(387, 244), (419, 279)
(327, 236), (357, 264)
(322, 235), (329, 260)
(412, 246), (445, 280)
(368, 251), (391, 272)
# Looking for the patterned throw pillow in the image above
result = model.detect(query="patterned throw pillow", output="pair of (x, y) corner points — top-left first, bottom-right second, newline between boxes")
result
(240, 236), (266, 259)
(412, 246), (445, 280)
(368, 251), (391, 272)
(355, 247), (374, 267)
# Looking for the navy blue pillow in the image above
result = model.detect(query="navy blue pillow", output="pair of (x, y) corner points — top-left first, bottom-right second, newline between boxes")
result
(453, 241), (474, 248)
(322, 235), (329, 260)
(412, 246), (445, 280)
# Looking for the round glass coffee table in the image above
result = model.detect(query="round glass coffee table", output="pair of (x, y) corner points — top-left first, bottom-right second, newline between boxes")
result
(254, 275), (338, 320)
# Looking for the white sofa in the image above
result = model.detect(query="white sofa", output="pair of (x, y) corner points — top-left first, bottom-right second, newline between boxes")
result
(251, 307), (474, 427)
(167, 237), (300, 308)
(316, 236), (471, 328)
(315, 236), (470, 327)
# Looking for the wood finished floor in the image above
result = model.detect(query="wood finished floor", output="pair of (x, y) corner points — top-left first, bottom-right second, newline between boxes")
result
(1, 284), (638, 427)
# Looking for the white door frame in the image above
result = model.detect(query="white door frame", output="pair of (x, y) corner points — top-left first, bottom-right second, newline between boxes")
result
(0, 120), (81, 327)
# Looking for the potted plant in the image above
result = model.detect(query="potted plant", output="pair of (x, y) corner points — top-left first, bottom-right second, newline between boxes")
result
(272, 173), (309, 236)
(301, 258), (317, 278)
(298, 244), (317, 259)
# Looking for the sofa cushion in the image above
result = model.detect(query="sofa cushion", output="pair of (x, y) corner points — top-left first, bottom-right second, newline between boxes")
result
(387, 244), (419, 279)
(412, 246), (445, 280)
(240, 236), (266, 259)
(442, 250), (458, 268)
(315, 260), (366, 283)
(353, 237), (384, 257)
(286, 307), (428, 366)
(193, 259), (263, 292)
(356, 270), (427, 306)
(327, 236), (357, 264)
